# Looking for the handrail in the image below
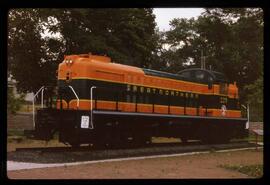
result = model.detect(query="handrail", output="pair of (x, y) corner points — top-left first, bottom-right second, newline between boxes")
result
(90, 86), (96, 129)
(68, 85), (79, 108)
(32, 86), (45, 129)
(32, 85), (78, 129)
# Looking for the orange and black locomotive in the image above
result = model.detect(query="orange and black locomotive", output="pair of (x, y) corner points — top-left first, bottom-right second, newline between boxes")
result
(32, 53), (248, 147)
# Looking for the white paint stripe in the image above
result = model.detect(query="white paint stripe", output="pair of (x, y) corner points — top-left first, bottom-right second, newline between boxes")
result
(215, 147), (263, 153)
(7, 146), (263, 171)
(249, 142), (263, 146)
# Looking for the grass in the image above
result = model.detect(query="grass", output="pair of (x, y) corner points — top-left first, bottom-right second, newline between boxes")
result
(7, 132), (66, 152)
(152, 137), (181, 143)
(7, 129), (25, 137)
(7, 129), (59, 146)
(220, 164), (263, 178)
(231, 133), (263, 143)
(7, 139), (66, 152)
(18, 104), (42, 112)
(8, 130), (59, 139)
(248, 134), (263, 142)
(152, 134), (263, 144)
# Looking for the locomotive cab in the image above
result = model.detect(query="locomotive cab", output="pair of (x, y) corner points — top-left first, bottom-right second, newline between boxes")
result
(178, 68), (230, 93)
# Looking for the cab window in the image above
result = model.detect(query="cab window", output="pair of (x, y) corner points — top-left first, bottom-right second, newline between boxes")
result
(194, 71), (205, 82)
(181, 71), (191, 78)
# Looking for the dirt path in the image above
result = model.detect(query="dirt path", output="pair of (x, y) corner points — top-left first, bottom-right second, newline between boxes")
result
(8, 149), (263, 179)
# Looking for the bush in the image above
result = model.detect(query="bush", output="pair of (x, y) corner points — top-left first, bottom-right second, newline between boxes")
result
(250, 102), (263, 122)
(221, 164), (263, 178)
(244, 75), (263, 122)
(8, 88), (25, 114)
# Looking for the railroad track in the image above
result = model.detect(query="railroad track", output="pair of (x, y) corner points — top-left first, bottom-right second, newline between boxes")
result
(15, 141), (256, 153)
(10, 141), (261, 164)
(15, 141), (202, 152)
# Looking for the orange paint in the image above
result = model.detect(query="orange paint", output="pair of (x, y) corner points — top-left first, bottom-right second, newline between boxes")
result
(57, 54), (242, 118)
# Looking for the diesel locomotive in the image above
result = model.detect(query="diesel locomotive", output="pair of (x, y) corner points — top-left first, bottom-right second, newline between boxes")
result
(31, 53), (249, 147)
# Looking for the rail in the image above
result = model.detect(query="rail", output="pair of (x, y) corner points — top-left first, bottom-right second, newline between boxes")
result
(32, 86), (45, 129)
(89, 86), (96, 129)
(68, 85), (79, 109)
(32, 85), (79, 129)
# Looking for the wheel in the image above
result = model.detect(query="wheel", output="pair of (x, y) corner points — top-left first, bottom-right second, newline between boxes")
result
(216, 136), (231, 144)
(131, 136), (151, 147)
(201, 136), (231, 144)
(93, 139), (108, 149)
(109, 136), (127, 149)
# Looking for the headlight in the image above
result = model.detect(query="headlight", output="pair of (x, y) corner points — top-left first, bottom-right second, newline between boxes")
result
(65, 59), (73, 65)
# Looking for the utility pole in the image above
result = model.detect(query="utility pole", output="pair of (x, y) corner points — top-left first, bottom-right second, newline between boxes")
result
(203, 55), (206, 69)
(201, 50), (207, 69)
(201, 50), (203, 69)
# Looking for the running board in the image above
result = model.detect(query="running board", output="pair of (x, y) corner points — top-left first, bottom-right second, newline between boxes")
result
(93, 110), (247, 121)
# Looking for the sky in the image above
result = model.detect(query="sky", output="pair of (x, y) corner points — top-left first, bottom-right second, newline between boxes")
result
(43, 8), (205, 39)
(153, 8), (204, 31)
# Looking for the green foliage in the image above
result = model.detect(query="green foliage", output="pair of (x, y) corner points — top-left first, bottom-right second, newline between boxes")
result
(245, 75), (263, 104)
(8, 8), (263, 121)
(7, 88), (25, 114)
(8, 129), (24, 136)
(220, 164), (263, 178)
(8, 9), (58, 93)
(8, 8), (158, 93)
(158, 8), (263, 104)
(57, 8), (157, 67)
(244, 74), (263, 121)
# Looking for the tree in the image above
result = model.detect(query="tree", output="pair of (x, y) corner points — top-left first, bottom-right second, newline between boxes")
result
(160, 8), (263, 103)
(7, 88), (25, 114)
(8, 8), (158, 93)
(40, 8), (158, 67)
(244, 73), (263, 121)
(203, 8), (263, 97)
(8, 9), (56, 93)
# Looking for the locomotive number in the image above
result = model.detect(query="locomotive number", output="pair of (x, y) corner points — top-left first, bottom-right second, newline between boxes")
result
(81, 116), (90, 128)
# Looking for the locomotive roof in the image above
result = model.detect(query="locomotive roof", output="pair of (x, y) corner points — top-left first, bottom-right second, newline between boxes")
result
(63, 54), (229, 84)
(178, 68), (228, 82)
(143, 68), (228, 84)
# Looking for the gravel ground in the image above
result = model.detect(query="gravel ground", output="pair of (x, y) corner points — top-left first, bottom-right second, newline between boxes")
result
(7, 149), (263, 179)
